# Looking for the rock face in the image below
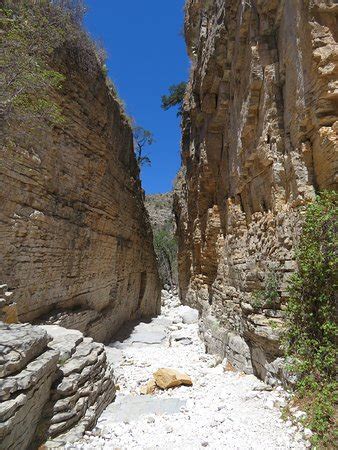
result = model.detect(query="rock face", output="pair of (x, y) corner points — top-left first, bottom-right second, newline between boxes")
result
(0, 47), (160, 341)
(174, 0), (338, 384)
(0, 322), (115, 449)
(0, 284), (18, 325)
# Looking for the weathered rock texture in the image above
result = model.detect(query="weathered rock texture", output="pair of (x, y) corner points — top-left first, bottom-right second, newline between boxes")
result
(0, 322), (115, 450)
(0, 47), (160, 342)
(145, 192), (174, 230)
(0, 284), (17, 325)
(174, 0), (338, 384)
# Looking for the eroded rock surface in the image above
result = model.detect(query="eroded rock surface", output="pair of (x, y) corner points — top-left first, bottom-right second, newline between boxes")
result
(174, 0), (338, 384)
(0, 323), (58, 450)
(0, 47), (160, 342)
(0, 322), (115, 450)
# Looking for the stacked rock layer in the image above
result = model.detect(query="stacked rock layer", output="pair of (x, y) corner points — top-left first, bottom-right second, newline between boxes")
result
(0, 322), (115, 450)
(0, 47), (161, 342)
(174, 0), (338, 384)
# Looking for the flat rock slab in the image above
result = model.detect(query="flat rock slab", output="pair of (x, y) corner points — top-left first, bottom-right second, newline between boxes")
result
(112, 324), (167, 348)
(0, 323), (49, 378)
(151, 317), (172, 327)
(131, 329), (166, 345)
(105, 347), (123, 366)
(38, 325), (84, 361)
(100, 395), (186, 423)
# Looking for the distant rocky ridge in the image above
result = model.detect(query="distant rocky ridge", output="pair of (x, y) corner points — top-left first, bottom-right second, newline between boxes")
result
(174, 0), (338, 385)
(145, 192), (174, 231)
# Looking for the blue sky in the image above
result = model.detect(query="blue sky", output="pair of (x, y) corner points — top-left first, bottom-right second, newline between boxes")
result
(84, 0), (189, 194)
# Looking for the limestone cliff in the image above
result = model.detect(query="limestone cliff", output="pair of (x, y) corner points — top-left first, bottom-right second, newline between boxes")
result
(0, 30), (160, 342)
(174, 0), (338, 384)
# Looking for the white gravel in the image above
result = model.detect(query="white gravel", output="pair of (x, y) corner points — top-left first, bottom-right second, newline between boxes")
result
(67, 293), (309, 450)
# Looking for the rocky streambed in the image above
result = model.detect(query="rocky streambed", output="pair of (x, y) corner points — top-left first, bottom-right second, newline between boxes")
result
(67, 291), (311, 450)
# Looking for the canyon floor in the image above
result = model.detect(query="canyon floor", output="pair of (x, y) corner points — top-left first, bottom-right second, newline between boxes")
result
(66, 292), (310, 450)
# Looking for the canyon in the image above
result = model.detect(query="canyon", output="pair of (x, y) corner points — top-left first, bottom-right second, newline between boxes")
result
(0, 0), (337, 449)
(174, 0), (338, 384)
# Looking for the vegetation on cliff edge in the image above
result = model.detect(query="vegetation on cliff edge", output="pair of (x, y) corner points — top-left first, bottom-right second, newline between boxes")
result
(1, 0), (129, 146)
(161, 82), (187, 116)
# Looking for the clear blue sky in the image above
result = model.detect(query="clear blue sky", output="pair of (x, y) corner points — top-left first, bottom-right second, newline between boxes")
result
(84, 0), (189, 194)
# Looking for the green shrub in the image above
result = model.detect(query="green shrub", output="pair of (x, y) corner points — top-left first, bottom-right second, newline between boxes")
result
(1, 3), (66, 133)
(1, 0), (111, 145)
(161, 82), (187, 116)
(284, 191), (337, 446)
(153, 228), (177, 287)
(251, 269), (280, 309)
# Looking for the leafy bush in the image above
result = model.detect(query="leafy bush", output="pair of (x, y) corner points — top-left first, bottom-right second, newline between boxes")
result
(1, 0), (110, 146)
(284, 191), (337, 446)
(251, 269), (280, 309)
(1, 2), (66, 135)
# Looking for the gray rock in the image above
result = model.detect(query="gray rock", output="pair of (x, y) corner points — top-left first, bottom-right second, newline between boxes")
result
(39, 325), (83, 362)
(171, 330), (193, 346)
(0, 322), (116, 449)
(0, 322), (50, 378)
(101, 395), (186, 423)
(0, 322), (59, 450)
(177, 306), (199, 324)
(0, 348), (59, 401)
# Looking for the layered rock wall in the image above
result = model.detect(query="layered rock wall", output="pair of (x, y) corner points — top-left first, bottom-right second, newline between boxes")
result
(175, 0), (338, 384)
(0, 322), (115, 449)
(0, 47), (160, 342)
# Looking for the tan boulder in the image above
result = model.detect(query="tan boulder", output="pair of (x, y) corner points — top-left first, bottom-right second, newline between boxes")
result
(153, 368), (193, 389)
(140, 379), (157, 395)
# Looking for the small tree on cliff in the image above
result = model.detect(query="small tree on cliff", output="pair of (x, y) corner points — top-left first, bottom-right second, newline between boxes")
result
(161, 82), (186, 116)
(133, 126), (154, 168)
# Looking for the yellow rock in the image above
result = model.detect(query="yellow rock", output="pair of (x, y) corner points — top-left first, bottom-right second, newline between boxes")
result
(140, 379), (157, 395)
(153, 368), (193, 390)
(2, 304), (19, 324)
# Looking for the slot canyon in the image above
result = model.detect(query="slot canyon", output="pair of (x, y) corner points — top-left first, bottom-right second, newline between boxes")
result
(0, 1), (337, 449)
